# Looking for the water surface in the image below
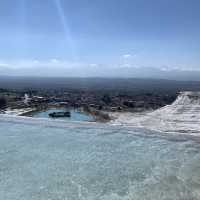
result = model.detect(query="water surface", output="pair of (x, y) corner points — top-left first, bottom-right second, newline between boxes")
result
(0, 120), (200, 200)
(31, 108), (94, 122)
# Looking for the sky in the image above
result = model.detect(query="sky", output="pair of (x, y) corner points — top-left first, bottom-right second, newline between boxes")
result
(0, 0), (200, 78)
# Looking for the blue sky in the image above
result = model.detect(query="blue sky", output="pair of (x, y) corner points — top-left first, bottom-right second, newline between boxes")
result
(0, 0), (200, 77)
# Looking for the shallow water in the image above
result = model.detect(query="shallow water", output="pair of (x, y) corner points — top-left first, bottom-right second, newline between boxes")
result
(0, 120), (200, 200)
(31, 108), (94, 122)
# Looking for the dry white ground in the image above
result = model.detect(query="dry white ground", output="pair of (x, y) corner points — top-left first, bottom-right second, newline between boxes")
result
(110, 91), (200, 135)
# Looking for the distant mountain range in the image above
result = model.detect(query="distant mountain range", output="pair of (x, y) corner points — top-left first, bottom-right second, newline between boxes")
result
(0, 65), (200, 81)
(0, 76), (200, 93)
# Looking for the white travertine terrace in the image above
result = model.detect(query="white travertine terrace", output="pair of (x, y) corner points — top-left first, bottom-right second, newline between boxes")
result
(112, 91), (200, 135)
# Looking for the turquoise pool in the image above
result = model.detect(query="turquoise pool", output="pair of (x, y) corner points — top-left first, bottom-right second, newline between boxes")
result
(0, 117), (200, 200)
(31, 108), (94, 122)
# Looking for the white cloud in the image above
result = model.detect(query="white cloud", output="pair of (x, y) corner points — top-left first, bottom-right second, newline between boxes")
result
(89, 63), (98, 67)
(122, 54), (132, 58)
(0, 61), (10, 67)
(121, 63), (132, 68)
(2, 58), (200, 78)
(50, 59), (59, 63)
(33, 60), (40, 64)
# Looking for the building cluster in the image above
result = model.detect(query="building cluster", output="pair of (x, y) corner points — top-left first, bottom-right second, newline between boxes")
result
(0, 88), (177, 114)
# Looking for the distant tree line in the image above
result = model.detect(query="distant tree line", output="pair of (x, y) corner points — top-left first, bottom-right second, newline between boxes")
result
(0, 97), (7, 109)
(102, 94), (112, 105)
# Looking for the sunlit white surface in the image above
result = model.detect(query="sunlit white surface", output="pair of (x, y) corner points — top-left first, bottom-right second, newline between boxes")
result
(0, 117), (200, 200)
(112, 91), (200, 135)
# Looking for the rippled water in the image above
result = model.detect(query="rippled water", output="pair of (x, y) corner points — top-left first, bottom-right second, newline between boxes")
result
(0, 121), (200, 200)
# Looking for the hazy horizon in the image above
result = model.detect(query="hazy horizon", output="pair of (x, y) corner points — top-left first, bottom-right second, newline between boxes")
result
(2, 66), (200, 81)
